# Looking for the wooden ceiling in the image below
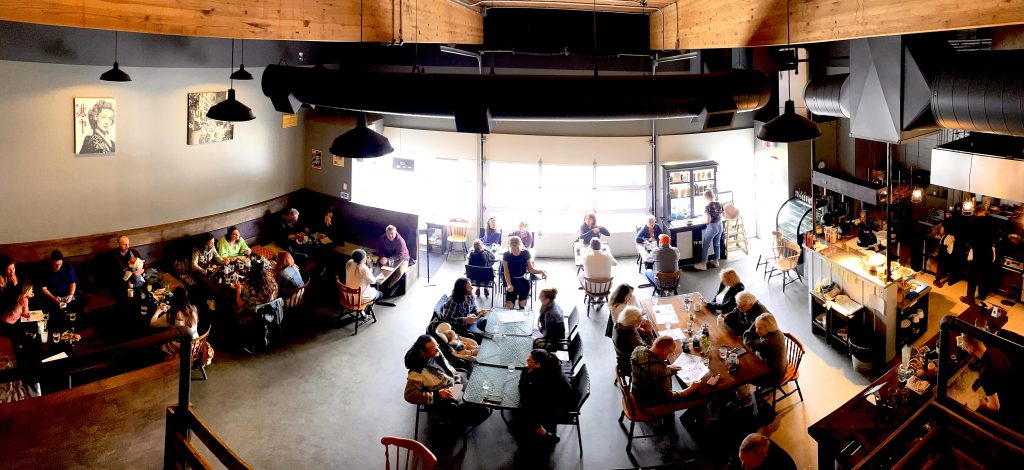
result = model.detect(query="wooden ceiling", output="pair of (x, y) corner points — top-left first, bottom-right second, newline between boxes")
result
(2, 0), (1023, 51)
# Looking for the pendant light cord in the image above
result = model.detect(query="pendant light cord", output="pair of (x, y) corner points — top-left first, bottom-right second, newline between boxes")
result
(229, 39), (235, 89)
(114, 31), (119, 61)
(786, 0), (792, 101)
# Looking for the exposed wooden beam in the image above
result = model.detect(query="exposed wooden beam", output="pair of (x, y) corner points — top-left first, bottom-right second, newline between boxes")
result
(0, 0), (483, 44)
(652, 0), (1024, 50)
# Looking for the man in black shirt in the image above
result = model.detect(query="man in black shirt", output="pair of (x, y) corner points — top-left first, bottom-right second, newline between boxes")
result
(724, 291), (768, 336)
(961, 209), (1000, 304)
(733, 433), (796, 470)
(961, 334), (1023, 431)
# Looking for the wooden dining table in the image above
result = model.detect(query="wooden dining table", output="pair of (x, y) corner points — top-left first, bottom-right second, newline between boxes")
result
(640, 293), (770, 399)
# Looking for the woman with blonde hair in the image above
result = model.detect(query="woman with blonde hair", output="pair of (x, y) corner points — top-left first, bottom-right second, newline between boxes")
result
(274, 251), (304, 290)
(743, 313), (788, 387)
(706, 268), (745, 314)
(611, 306), (656, 377)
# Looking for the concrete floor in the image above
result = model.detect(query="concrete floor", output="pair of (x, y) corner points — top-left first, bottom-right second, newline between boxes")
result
(23, 237), (1024, 469)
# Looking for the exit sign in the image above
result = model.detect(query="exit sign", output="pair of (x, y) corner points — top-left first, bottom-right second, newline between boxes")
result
(393, 158), (415, 171)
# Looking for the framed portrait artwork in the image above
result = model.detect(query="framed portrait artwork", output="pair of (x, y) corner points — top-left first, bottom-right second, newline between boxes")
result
(74, 98), (116, 155)
(187, 91), (235, 145)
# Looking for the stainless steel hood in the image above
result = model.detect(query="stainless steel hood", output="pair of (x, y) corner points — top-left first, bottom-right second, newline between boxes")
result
(931, 134), (1024, 202)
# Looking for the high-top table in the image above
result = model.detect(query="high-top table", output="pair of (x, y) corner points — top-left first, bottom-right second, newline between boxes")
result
(640, 293), (769, 399)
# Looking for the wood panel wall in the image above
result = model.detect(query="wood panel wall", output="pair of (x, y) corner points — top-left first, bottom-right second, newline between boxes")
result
(0, 0), (483, 44)
(651, 0), (1024, 50)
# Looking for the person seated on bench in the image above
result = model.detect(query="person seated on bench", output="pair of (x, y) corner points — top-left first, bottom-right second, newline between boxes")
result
(375, 225), (410, 296)
(440, 277), (489, 341)
(216, 226), (251, 263)
(0, 255), (19, 297)
(36, 250), (82, 315)
(233, 259), (278, 314)
(1, 281), (33, 335)
(191, 233), (224, 276)
(274, 208), (310, 264)
(112, 235), (144, 288)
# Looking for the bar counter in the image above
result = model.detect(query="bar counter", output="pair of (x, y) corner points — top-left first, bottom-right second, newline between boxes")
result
(808, 304), (1008, 469)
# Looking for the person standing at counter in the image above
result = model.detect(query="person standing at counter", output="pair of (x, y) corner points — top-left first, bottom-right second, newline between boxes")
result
(961, 208), (999, 305)
(695, 190), (723, 271)
(644, 234), (680, 287)
(959, 334), (1023, 431)
(482, 217), (502, 246)
(635, 215), (664, 244)
(579, 213), (610, 244)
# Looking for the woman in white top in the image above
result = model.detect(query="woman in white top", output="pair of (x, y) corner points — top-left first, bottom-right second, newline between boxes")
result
(342, 249), (381, 302)
(150, 287), (201, 356)
(606, 283), (642, 338)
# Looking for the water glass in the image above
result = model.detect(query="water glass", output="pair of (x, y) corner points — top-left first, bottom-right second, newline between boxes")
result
(897, 365), (912, 384)
(508, 363), (516, 374)
(719, 346), (729, 359)
(481, 379), (492, 393)
(701, 355), (710, 367)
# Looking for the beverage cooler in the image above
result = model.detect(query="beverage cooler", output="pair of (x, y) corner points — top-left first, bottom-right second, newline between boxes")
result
(663, 160), (719, 221)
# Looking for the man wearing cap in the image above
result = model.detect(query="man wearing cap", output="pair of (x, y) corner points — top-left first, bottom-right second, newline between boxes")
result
(644, 234), (680, 286)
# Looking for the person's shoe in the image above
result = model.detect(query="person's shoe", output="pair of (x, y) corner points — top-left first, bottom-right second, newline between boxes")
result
(933, 279), (944, 288)
(475, 288), (480, 297)
(485, 288), (491, 297)
(960, 296), (976, 305)
(694, 263), (708, 271)
(710, 260), (720, 268)
(540, 432), (560, 445)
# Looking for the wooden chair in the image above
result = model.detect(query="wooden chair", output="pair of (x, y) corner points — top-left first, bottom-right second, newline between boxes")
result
(552, 364), (590, 457)
(336, 279), (377, 335)
(281, 281), (309, 312)
(581, 276), (613, 317)
(653, 271), (681, 297)
(381, 436), (437, 470)
(767, 241), (803, 292)
(190, 326), (212, 380)
(761, 333), (806, 412)
(755, 230), (785, 276)
(464, 264), (496, 308)
(722, 203), (749, 255)
(616, 371), (673, 455)
(446, 218), (470, 259)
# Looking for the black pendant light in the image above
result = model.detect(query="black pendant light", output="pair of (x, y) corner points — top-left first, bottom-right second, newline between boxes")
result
(207, 39), (255, 122)
(329, 113), (394, 158)
(229, 39), (253, 80)
(100, 31), (132, 82)
(756, 0), (821, 143)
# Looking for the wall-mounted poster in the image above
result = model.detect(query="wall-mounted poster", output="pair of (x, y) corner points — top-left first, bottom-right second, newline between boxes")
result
(332, 154), (345, 167)
(74, 98), (116, 155)
(187, 92), (234, 145)
(311, 149), (323, 169)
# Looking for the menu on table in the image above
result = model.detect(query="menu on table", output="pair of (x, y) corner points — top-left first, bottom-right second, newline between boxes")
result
(671, 352), (710, 384)
(652, 304), (678, 325)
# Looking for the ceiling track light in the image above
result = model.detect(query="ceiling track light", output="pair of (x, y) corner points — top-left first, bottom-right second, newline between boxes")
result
(755, 0), (821, 143)
(100, 31), (132, 82)
(207, 39), (255, 122)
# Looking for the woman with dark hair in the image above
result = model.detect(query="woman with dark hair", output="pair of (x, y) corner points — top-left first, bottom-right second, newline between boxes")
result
(340, 249), (379, 302)
(482, 217), (502, 246)
(440, 277), (489, 340)
(502, 236), (546, 309)
(78, 100), (115, 154)
(533, 288), (565, 351)
(216, 226), (251, 262)
(150, 287), (211, 362)
(234, 259), (278, 313)
(518, 349), (571, 445)
(579, 213), (610, 244)
(606, 283), (641, 338)
(191, 233), (223, 275)
(0, 255), (17, 298)
(467, 239), (495, 297)
(404, 335), (488, 426)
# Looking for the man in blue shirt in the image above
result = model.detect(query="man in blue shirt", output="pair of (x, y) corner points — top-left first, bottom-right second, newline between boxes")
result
(37, 250), (81, 315)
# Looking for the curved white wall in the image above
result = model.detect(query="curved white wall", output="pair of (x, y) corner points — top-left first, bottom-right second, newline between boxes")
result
(0, 60), (303, 243)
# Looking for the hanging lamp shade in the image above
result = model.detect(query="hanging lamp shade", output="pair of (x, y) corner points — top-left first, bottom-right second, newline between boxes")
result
(329, 114), (394, 158)
(230, 64), (253, 80)
(100, 61), (132, 82)
(206, 88), (255, 122)
(757, 100), (821, 143)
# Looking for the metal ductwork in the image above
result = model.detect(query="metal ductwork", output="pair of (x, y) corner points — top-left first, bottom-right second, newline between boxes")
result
(931, 51), (1024, 137)
(804, 74), (851, 118)
(261, 65), (771, 133)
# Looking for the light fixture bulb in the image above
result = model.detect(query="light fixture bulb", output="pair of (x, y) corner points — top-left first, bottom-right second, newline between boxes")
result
(911, 187), (923, 203)
(962, 199), (975, 216)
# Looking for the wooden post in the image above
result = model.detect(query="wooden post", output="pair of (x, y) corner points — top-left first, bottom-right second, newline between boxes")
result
(176, 331), (191, 438)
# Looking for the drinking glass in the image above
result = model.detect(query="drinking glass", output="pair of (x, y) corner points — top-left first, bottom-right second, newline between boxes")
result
(482, 379), (492, 393)
(652, 296), (660, 306)
(701, 355), (710, 367)
(508, 363), (516, 374)
(663, 320), (672, 332)
(719, 346), (729, 359)
(897, 365), (911, 384)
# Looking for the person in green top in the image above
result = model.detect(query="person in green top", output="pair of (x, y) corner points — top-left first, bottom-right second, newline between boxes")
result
(217, 226), (251, 262)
